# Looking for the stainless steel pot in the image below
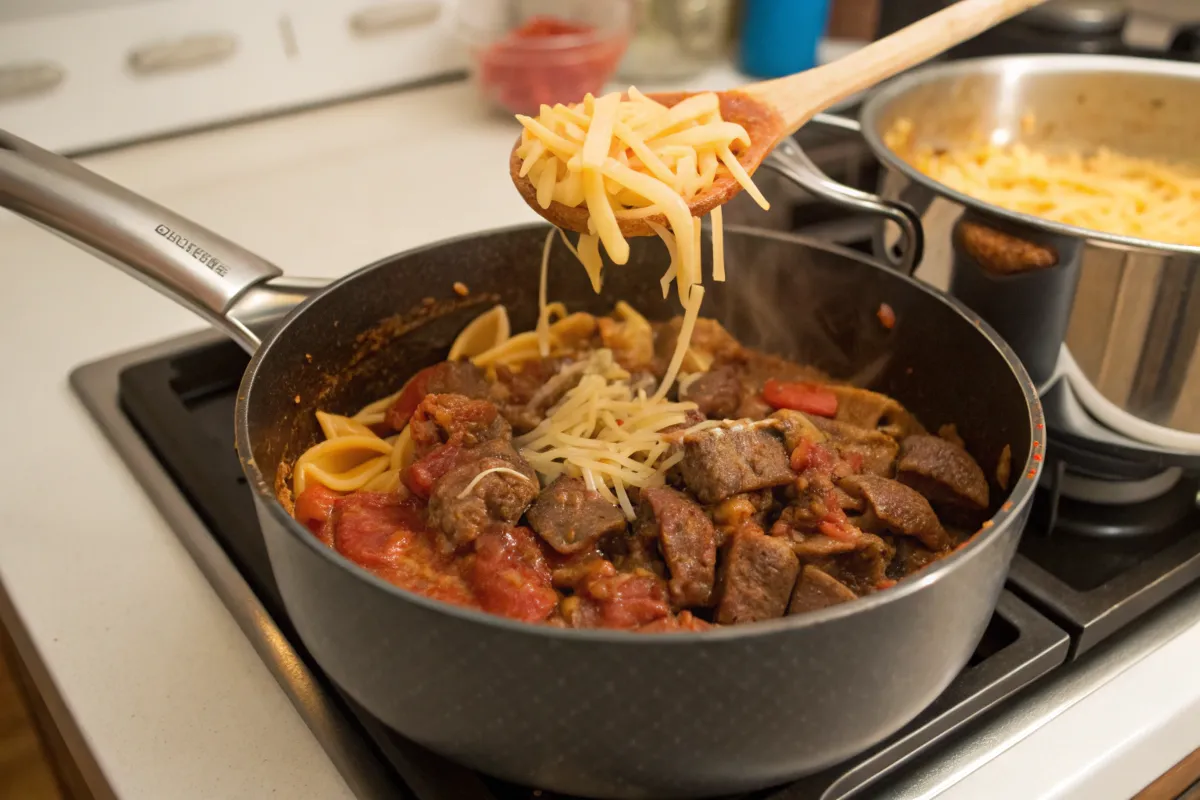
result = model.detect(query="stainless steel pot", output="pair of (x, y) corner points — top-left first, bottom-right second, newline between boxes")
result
(809, 54), (1200, 451)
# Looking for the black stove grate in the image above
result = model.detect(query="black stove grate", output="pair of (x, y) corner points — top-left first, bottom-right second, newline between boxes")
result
(113, 337), (1074, 800)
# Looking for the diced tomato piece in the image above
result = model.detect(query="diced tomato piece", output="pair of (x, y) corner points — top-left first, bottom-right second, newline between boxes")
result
(876, 578), (898, 590)
(817, 490), (860, 542)
(403, 442), (462, 498)
(762, 379), (839, 417)
(294, 484), (342, 543)
(384, 365), (438, 432)
(332, 493), (427, 569)
(582, 572), (671, 630)
(846, 452), (865, 473)
(469, 527), (558, 622)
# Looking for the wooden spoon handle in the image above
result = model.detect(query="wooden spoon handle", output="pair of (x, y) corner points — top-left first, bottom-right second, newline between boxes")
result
(749, 0), (1048, 134)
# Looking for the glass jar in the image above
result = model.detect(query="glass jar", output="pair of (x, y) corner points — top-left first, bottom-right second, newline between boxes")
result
(616, 0), (732, 82)
(454, 0), (634, 116)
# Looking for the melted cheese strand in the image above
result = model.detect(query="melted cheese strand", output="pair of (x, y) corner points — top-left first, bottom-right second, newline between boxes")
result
(711, 206), (725, 281)
(456, 466), (532, 499)
(536, 228), (554, 357)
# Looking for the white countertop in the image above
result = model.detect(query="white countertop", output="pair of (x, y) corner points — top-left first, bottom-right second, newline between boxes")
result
(3, 75), (1200, 800)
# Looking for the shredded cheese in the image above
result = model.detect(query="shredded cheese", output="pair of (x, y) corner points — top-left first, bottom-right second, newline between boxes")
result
(516, 88), (767, 306)
(514, 350), (701, 520)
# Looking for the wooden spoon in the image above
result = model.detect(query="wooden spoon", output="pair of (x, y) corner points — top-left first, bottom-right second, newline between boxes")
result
(510, 0), (1048, 237)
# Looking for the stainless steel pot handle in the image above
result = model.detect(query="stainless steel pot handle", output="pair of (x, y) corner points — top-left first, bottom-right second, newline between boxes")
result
(762, 114), (924, 275)
(0, 128), (321, 352)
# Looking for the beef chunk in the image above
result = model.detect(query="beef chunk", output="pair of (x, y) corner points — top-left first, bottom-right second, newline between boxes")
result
(810, 533), (893, 595)
(839, 474), (950, 551)
(430, 360), (491, 395)
(635, 487), (718, 608)
(598, 314), (654, 372)
(653, 317), (743, 377)
(682, 367), (743, 419)
(716, 526), (800, 624)
(826, 386), (924, 438)
(885, 535), (944, 580)
(680, 424), (794, 503)
(410, 393), (511, 452)
(773, 524), (862, 559)
(897, 435), (990, 515)
(385, 361), (492, 431)
(789, 565), (857, 614)
(527, 476), (627, 555)
(427, 443), (538, 552)
(811, 417), (899, 476)
(489, 357), (576, 434)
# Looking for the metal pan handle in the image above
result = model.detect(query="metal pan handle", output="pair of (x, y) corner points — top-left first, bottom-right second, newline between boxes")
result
(0, 128), (319, 352)
(762, 114), (924, 275)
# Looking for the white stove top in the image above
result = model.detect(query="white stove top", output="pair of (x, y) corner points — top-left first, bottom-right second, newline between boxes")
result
(3, 73), (1200, 800)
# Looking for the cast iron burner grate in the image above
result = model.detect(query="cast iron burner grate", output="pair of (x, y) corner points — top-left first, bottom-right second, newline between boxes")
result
(72, 334), (1072, 800)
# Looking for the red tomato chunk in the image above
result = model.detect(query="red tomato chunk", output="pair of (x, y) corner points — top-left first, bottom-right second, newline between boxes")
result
(469, 527), (558, 623)
(763, 379), (839, 417)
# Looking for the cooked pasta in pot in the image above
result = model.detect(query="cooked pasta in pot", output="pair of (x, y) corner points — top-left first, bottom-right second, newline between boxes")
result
(886, 117), (1200, 246)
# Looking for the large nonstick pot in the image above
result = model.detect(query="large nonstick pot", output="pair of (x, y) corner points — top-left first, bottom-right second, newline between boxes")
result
(1, 128), (1043, 799)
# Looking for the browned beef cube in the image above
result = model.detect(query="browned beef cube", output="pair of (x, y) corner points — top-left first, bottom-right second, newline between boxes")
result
(635, 486), (718, 608)
(527, 476), (628, 555)
(410, 393), (512, 451)
(682, 366), (743, 419)
(428, 442), (538, 552)
(680, 425), (794, 504)
(839, 474), (950, 551)
(897, 435), (990, 515)
(385, 361), (493, 431)
(789, 565), (858, 614)
(810, 417), (900, 476)
(810, 533), (894, 595)
(716, 526), (800, 624)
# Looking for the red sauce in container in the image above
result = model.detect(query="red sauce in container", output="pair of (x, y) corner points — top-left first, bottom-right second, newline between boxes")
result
(474, 15), (630, 115)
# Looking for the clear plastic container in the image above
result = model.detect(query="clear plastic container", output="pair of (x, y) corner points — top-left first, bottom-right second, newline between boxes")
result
(454, 0), (633, 116)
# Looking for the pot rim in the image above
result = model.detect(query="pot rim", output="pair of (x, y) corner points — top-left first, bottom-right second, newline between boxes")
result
(859, 53), (1200, 257)
(233, 222), (1046, 643)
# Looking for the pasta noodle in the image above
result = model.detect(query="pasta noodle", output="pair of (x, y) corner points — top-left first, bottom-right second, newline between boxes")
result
(887, 117), (1200, 246)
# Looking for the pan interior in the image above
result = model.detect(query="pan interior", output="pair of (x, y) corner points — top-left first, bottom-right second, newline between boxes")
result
(242, 224), (1032, 519)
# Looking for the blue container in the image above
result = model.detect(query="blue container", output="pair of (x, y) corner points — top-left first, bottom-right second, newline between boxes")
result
(739, 0), (831, 79)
